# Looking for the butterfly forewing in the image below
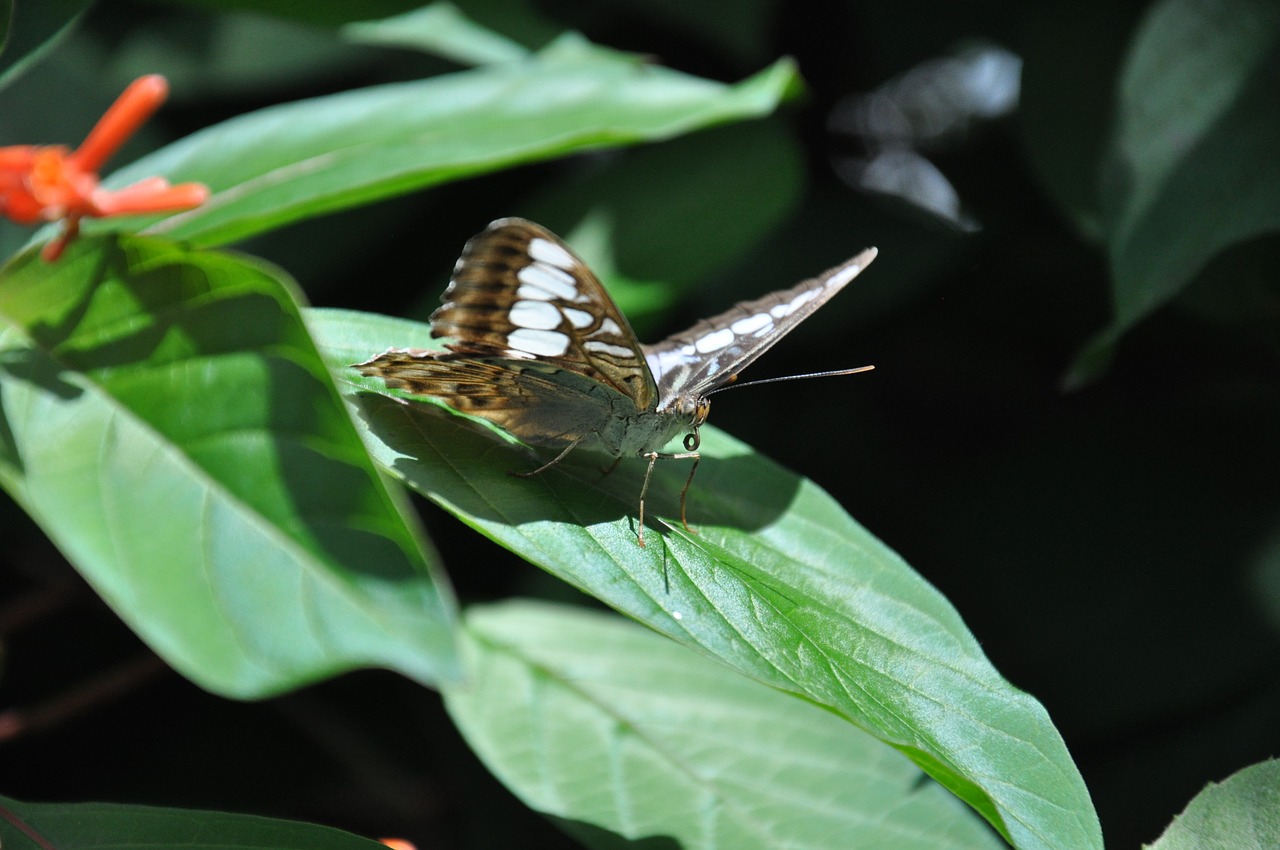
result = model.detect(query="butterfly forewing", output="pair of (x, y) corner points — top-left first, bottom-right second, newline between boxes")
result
(429, 218), (657, 409)
(643, 248), (878, 406)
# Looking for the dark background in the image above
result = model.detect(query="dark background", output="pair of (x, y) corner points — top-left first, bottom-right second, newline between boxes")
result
(3, 1), (1279, 847)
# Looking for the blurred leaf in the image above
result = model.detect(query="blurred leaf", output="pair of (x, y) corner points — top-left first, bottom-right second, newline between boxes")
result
(0, 795), (391, 849)
(0, 0), (90, 90)
(311, 307), (1102, 850)
(342, 3), (535, 65)
(0, 236), (457, 699)
(107, 10), (377, 99)
(145, 0), (422, 27)
(446, 600), (1008, 850)
(1017, 0), (1141, 242)
(1145, 759), (1280, 850)
(1068, 0), (1280, 384)
(69, 37), (800, 251)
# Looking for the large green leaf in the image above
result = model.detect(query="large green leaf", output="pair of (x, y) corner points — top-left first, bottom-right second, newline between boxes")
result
(1145, 759), (1280, 850)
(0, 795), (390, 850)
(445, 600), (1007, 850)
(311, 307), (1102, 850)
(0, 236), (456, 698)
(1069, 0), (1280, 385)
(77, 36), (799, 249)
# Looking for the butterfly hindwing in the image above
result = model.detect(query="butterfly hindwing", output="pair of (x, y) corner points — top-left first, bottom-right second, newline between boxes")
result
(355, 348), (633, 447)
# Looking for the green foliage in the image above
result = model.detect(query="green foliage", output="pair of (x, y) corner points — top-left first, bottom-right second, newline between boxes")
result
(0, 238), (455, 697)
(313, 309), (1096, 849)
(444, 600), (1008, 850)
(1067, 0), (1280, 383)
(97, 36), (800, 248)
(0, 795), (392, 849)
(1, 1), (1278, 849)
(1145, 760), (1280, 850)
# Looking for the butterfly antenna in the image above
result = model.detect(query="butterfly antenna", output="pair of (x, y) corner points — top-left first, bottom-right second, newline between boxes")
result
(706, 365), (874, 396)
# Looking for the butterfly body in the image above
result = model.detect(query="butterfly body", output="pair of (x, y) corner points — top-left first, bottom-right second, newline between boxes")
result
(357, 218), (876, 543)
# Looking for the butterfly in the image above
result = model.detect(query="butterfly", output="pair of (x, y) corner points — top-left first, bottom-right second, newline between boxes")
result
(356, 218), (876, 546)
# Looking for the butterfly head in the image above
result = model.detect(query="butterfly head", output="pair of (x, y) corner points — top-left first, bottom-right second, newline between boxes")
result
(669, 394), (710, 452)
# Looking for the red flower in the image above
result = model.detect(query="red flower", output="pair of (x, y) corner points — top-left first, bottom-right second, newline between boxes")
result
(0, 75), (210, 261)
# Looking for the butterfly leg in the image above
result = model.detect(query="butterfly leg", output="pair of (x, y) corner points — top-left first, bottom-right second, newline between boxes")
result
(677, 454), (701, 534)
(510, 435), (586, 478)
(636, 449), (700, 547)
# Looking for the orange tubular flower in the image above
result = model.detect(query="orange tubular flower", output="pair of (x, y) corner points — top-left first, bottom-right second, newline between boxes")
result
(0, 74), (210, 261)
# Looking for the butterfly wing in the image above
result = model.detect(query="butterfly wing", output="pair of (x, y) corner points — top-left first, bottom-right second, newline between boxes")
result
(642, 248), (877, 407)
(426, 218), (657, 410)
(357, 218), (659, 450)
(354, 347), (636, 448)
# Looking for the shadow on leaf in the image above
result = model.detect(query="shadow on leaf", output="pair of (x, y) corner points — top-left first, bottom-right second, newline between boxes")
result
(351, 389), (806, 546)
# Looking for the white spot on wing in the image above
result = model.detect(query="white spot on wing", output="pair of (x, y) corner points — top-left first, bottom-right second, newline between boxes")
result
(509, 300), (562, 330)
(517, 283), (554, 301)
(563, 307), (594, 328)
(585, 340), (634, 358)
(599, 318), (622, 336)
(517, 263), (578, 301)
(528, 237), (577, 270)
(770, 288), (819, 319)
(829, 260), (866, 288)
(730, 313), (772, 336)
(509, 328), (569, 356)
(694, 327), (735, 354)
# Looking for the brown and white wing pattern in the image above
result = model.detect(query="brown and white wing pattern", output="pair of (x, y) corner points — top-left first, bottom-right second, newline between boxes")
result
(428, 218), (656, 409)
(357, 218), (660, 449)
(353, 349), (633, 449)
(356, 219), (878, 544)
(358, 220), (876, 462)
(642, 248), (877, 409)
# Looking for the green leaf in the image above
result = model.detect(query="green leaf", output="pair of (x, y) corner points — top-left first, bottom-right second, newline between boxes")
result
(83, 38), (801, 249)
(0, 236), (457, 698)
(342, 2), (534, 65)
(312, 307), (1102, 850)
(446, 600), (1008, 850)
(0, 794), (390, 849)
(1146, 759), (1280, 850)
(1069, 0), (1280, 383)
